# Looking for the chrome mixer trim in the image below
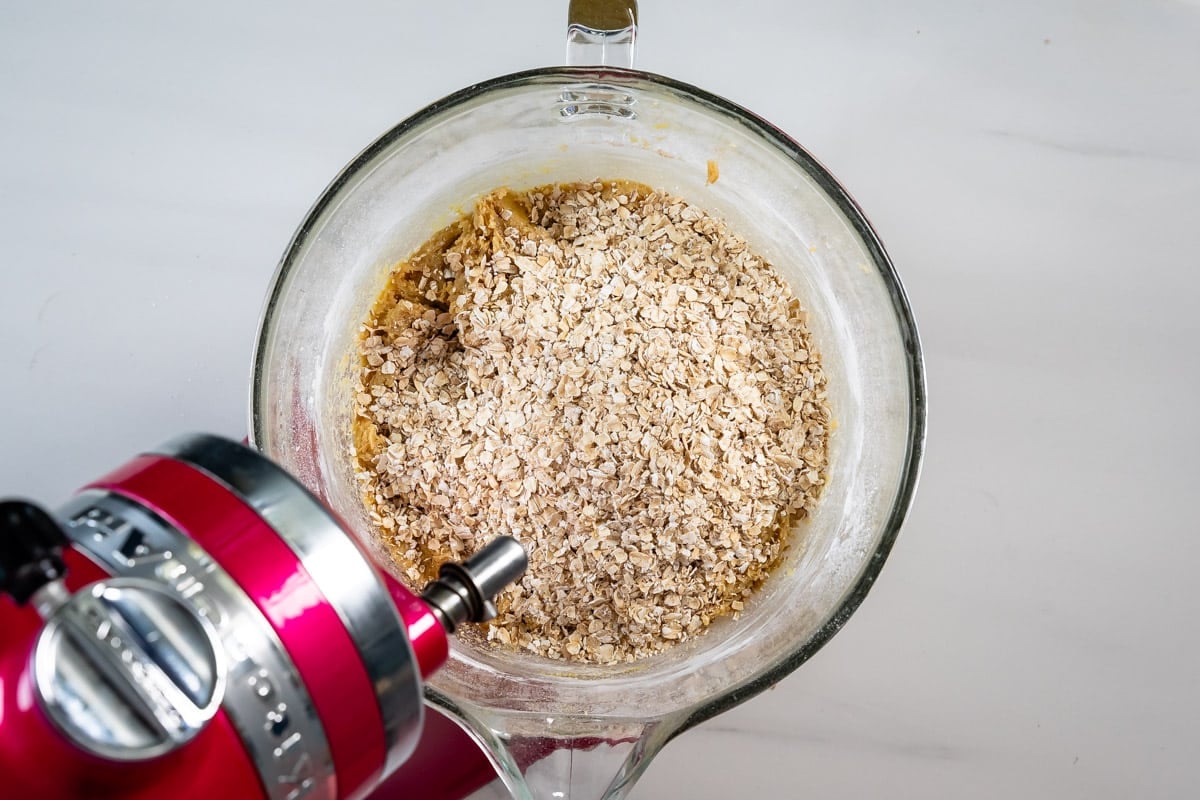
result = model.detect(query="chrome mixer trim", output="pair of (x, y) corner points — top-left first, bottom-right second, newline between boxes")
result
(59, 491), (337, 800)
(152, 434), (423, 775)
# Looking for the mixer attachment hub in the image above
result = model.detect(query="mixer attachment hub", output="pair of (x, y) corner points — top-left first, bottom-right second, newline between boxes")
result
(420, 536), (527, 634)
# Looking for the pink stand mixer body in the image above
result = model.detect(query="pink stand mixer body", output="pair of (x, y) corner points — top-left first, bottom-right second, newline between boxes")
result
(0, 435), (522, 800)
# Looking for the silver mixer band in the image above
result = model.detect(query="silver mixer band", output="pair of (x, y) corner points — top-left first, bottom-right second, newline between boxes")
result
(59, 490), (337, 800)
(152, 434), (423, 776)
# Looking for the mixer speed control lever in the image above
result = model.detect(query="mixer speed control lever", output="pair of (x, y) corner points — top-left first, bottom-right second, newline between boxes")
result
(0, 499), (68, 607)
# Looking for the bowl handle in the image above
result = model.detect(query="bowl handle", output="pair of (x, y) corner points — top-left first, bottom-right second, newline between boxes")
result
(566, 0), (638, 68)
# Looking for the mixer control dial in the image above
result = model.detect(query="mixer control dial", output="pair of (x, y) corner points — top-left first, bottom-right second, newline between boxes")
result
(32, 577), (225, 761)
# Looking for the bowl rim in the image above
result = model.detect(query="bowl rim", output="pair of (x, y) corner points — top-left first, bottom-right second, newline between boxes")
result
(250, 65), (927, 734)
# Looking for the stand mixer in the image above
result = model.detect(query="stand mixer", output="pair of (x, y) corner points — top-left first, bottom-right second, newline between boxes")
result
(0, 434), (526, 799)
(1, 2), (926, 799)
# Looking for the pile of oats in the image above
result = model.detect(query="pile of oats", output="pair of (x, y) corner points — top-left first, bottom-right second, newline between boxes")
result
(354, 181), (830, 664)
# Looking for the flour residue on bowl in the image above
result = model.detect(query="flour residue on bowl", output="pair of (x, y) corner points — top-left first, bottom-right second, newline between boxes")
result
(352, 180), (830, 664)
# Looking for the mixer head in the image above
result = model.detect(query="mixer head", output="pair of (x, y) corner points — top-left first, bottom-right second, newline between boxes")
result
(0, 434), (526, 800)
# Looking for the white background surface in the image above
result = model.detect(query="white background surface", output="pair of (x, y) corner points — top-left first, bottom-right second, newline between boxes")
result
(3, 1), (1198, 798)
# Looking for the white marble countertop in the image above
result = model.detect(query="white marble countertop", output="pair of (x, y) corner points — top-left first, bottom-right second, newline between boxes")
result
(2, 2), (1197, 798)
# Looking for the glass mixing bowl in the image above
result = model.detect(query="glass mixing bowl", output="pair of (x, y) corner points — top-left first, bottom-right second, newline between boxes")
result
(250, 7), (925, 798)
